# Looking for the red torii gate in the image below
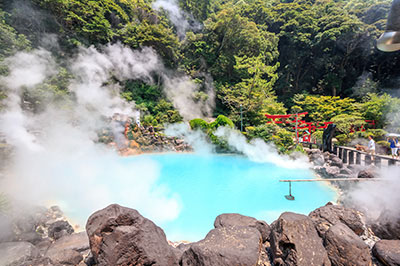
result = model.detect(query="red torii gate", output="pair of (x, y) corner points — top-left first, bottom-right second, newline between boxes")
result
(265, 113), (376, 142)
(265, 112), (333, 142)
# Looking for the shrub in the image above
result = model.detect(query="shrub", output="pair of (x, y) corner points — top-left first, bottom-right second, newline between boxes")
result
(336, 134), (350, 145)
(189, 118), (209, 131)
(209, 115), (234, 129)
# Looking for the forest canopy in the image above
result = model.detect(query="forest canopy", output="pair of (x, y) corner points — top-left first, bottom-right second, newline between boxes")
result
(1, 0), (400, 144)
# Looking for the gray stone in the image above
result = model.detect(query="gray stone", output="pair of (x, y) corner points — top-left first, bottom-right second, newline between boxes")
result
(48, 220), (74, 240)
(270, 212), (331, 266)
(373, 240), (400, 266)
(0, 241), (39, 266)
(324, 223), (372, 266)
(214, 213), (270, 242)
(309, 204), (365, 237)
(86, 204), (178, 266)
(180, 226), (262, 266)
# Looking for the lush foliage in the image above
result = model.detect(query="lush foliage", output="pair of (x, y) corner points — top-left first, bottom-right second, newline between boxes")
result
(246, 124), (295, 153)
(1, 0), (400, 150)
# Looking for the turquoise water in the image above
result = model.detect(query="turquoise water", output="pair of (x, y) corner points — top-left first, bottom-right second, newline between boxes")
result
(121, 153), (337, 241)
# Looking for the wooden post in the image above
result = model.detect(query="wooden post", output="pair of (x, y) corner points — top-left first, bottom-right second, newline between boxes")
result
(333, 146), (337, 155)
(374, 156), (381, 168)
(365, 154), (372, 165)
(349, 151), (354, 165)
(309, 143), (312, 149)
(343, 149), (348, 164)
(356, 152), (361, 165)
(338, 148), (343, 159)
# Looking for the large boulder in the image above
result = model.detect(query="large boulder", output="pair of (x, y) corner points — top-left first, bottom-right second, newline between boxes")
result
(180, 226), (263, 266)
(214, 213), (270, 242)
(86, 204), (178, 266)
(373, 240), (400, 266)
(309, 204), (365, 238)
(45, 232), (89, 264)
(324, 223), (372, 266)
(270, 212), (331, 266)
(0, 241), (39, 266)
(370, 212), (400, 240)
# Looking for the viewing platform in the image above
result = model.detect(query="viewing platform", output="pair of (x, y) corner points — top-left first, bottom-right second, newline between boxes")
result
(301, 142), (400, 168)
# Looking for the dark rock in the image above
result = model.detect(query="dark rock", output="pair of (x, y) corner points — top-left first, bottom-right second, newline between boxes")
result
(339, 167), (353, 176)
(84, 251), (96, 266)
(329, 156), (343, 168)
(27, 257), (54, 266)
(309, 204), (364, 237)
(44, 232), (89, 265)
(86, 204), (178, 266)
(48, 220), (74, 240)
(35, 238), (52, 256)
(0, 241), (39, 266)
(358, 169), (375, 179)
(373, 240), (400, 266)
(324, 223), (371, 266)
(325, 165), (340, 176)
(47, 249), (83, 265)
(214, 213), (270, 242)
(310, 153), (325, 166)
(180, 226), (262, 266)
(16, 231), (42, 245)
(370, 212), (400, 240)
(46, 232), (89, 253)
(270, 212), (331, 266)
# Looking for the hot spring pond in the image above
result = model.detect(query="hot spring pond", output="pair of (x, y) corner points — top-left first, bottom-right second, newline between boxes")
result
(64, 153), (337, 242)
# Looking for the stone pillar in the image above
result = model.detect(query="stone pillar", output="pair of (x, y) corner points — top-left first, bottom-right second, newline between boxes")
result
(374, 156), (381, 168)
(338, 148), (343, 159)
(349, 151), (354, 165)
(343, 149), (348, 164)
(365, 154), (372, 165)
(356, 152), (361, 165)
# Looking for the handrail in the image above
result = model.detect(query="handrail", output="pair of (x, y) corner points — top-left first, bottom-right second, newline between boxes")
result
(337, 145), (400, 162)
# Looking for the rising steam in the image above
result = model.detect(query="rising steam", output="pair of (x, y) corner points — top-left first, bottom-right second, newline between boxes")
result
(152, 0), (202, 39)
(0, 42), (216, 225)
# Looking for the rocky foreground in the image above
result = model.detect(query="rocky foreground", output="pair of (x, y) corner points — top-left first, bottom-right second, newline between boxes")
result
(1, 203), (400, 266)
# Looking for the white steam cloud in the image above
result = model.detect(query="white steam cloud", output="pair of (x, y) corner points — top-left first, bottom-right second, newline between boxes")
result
(214, 127), (310, 169)
(164, 124), (310, 169)
(152, 0), (202, 39)
(0, 42), (216, 226)
(346, 167), (400, 222)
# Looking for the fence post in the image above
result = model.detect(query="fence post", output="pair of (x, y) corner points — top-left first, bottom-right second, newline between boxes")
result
(365, 154), (372, 165)
(342, 149), (348, 164)
(356, 152), (361, 165)
(338, 147), (343, 159)
(333, 145), (337, 155)
(349, 151), (354, 165)
(374, 156), (381, 168)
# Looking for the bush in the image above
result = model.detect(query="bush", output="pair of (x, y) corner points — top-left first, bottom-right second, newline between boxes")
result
(246, 124), (294, 153)
(189, 118), (209, 131)
(336, 134), (350, 145)
(209, 115), (234, 129)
